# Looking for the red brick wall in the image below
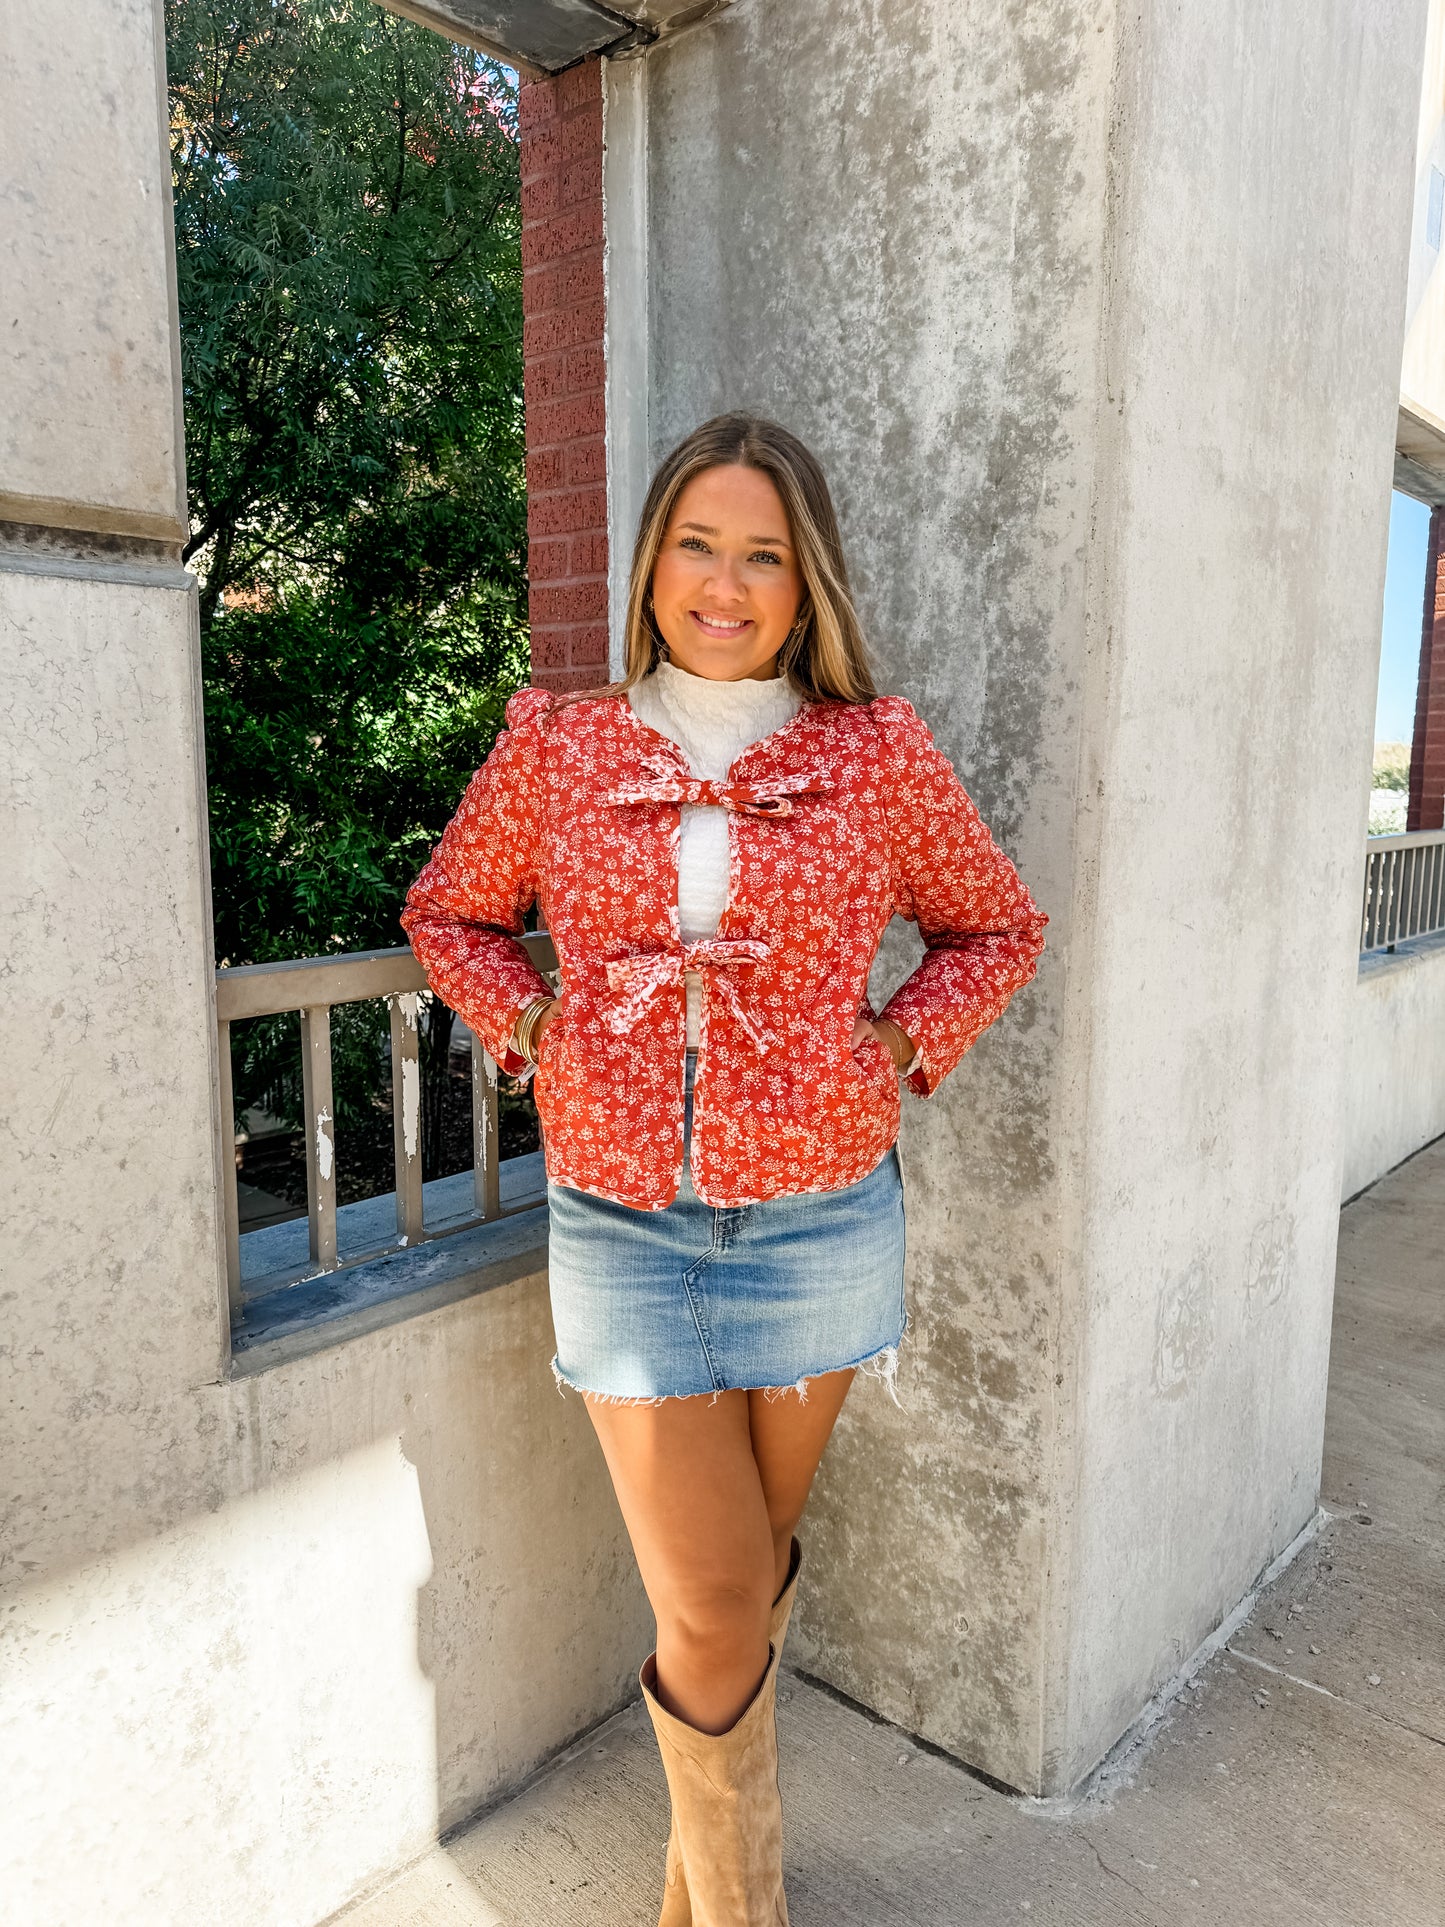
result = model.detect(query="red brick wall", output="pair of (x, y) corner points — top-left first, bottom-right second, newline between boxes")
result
(519, 62), (610, 694)
(1408, 505), (1445, 833)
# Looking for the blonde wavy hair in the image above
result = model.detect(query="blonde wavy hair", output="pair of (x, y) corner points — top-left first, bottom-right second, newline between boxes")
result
(545, 413), (879, 713)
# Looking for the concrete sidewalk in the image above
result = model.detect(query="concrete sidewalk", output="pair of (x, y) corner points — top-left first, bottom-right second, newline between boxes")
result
(337, 1139), (1445, 1927)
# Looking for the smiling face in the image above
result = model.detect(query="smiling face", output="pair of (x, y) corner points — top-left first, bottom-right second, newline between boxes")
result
(648, 464), (805, 682)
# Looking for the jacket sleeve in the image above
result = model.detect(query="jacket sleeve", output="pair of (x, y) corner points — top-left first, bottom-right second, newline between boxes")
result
(869, 695), (1048, 1098)
(400, 686), (557, 1078)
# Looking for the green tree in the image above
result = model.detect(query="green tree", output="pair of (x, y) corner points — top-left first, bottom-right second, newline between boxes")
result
(1373, 741), (1410, 793)
(168, 0), (529, 1173)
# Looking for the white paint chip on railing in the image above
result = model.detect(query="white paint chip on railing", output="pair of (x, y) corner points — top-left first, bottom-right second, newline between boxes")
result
(396, 994), (422, 1165)
(316, 1106), (334, 1182)
(401, 1057), (420, 1162)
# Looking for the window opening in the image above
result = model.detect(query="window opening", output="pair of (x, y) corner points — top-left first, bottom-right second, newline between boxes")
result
(1371, 490), (1430, 837)
(168, 0), (538, 1331)
(1361, 489), (1445, 958)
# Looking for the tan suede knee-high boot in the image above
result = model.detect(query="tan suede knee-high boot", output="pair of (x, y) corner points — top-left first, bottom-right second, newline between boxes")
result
(642, 1640), (789, 1927)
(652, 1540), (801, 1927)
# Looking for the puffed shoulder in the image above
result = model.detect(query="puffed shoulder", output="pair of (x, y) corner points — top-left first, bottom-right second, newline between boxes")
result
(867, 693), (933, 751)
(503, 684), (557, 730)
(867, 693), (920, 726)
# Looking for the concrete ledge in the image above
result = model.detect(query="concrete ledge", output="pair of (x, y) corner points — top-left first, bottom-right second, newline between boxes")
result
(0, 518), (190, 589)
(1356, 924), (1445, 978)
(239, 1155), (547, 1288)
(0, 490), (188, 546)
(231, 1205), (550, 1375)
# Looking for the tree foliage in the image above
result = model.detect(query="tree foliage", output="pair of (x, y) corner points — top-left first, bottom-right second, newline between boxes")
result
(167, 0), (529, 1157)
(1373, 741), (1410, 793)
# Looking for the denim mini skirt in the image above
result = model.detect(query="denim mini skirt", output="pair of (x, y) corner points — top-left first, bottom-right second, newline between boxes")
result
(545, 1051), (908, 1405)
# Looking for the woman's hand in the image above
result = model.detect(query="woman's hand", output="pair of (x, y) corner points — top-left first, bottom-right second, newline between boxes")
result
(851, 1014), (916, 1072)
(534, 994), (564, 1051)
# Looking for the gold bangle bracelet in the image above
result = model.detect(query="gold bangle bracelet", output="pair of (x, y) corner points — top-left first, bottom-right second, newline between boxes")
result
(516, 1002), (547, 1063)
(514, 994), (555, 1065)
(514, 998), (544, 1064)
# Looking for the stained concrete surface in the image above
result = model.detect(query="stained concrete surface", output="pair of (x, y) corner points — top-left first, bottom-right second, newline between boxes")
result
(2, 0), (188, 529)
(639, 0), (1427, 1792)
(334, 1137), (1445, 1926)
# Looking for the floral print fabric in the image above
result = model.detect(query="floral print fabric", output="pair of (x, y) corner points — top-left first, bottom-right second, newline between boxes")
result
(400, 685), (1047, 1210)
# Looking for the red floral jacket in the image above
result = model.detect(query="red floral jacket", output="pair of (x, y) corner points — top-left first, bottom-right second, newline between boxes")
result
(401, 684), (1047, 1209)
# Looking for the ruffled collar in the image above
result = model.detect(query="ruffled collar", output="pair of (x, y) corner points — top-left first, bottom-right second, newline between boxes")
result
(630, 657), (804, 783)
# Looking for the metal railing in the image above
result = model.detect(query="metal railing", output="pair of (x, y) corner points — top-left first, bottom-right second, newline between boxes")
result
(1361, 829), (1445, 955)
(215, 937), (555, 1319)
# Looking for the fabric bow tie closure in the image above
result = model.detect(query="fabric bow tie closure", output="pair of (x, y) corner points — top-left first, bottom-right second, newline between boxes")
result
(598, 769), (835, 1050)
(603, 937), (775, 1050)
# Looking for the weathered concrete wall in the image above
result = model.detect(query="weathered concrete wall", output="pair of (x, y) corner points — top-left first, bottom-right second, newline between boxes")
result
(1055, 1), (1424, 1785)
(642, 0), (1113, 1795)
(0, 0), (186, 538)
(639, 0), (1424, 1792)
(1344, 940), (1445, 1198)
(1, 8), (650, 1922)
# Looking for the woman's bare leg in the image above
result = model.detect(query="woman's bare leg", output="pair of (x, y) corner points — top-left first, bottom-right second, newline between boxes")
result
(583, 1368), (855, 1734)
(585, 1389), (771, 1733)
(748, 1369), (855, 1598)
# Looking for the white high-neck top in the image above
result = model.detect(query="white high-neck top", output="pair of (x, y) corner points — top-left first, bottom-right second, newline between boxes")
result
(629, 659), (803, 1049)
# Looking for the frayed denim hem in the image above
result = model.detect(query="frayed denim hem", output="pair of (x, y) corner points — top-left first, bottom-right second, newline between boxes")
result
(549, 1314), (909, 1413)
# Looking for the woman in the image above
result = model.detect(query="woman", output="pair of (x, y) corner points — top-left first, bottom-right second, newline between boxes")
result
(402, 413), (1046, 1924)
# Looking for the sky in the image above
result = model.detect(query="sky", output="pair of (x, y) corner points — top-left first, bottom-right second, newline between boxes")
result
(1376, 490), (1431, 743)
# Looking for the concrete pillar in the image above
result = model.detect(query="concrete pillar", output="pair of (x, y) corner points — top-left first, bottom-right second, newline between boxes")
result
(1408, 504), (1445, 829)
(619, 0), (1426, 1792)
